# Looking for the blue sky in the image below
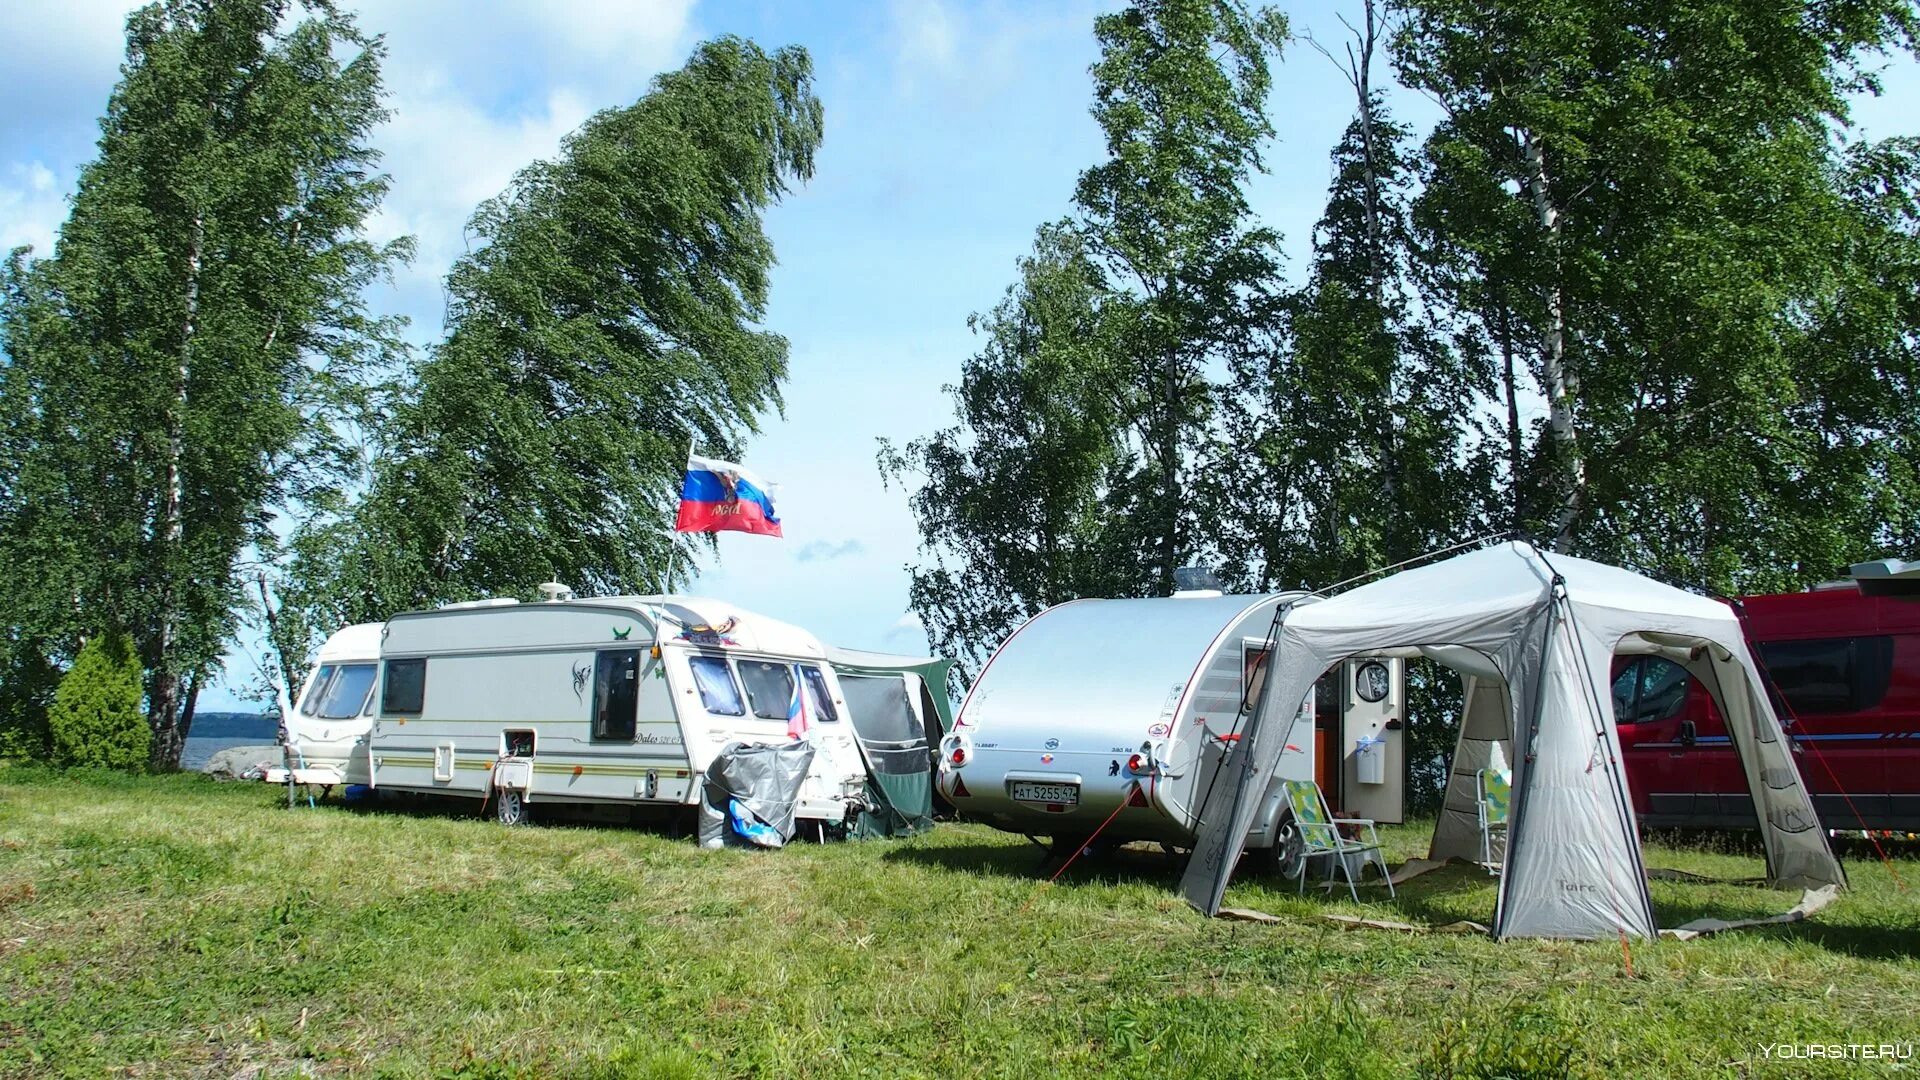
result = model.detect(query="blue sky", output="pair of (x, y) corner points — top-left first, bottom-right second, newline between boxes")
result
(4, 1), (1916, 711)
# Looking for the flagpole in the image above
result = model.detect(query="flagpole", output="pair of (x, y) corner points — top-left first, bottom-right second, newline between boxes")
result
(662, 433), (696, 594)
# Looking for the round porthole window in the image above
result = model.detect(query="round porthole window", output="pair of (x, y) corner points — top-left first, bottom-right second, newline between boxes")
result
(1355, 660), (1391, 703)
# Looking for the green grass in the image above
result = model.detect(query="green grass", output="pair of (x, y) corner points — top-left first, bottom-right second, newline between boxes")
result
(2, 765), (1917, 1078)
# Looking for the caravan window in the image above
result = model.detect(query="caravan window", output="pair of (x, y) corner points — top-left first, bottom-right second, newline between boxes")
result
(739, 660), (795, 721)
(1242, 645), (1271, 713)
(312, 663), (377, 720)
(688, 655), (745, 716)
(381, 658), (426, 715)
(799, 666), (838, 722)
(1313, 670), (1339, 728)
(593, 650), (640, 740)
(299, 665), (337, 715)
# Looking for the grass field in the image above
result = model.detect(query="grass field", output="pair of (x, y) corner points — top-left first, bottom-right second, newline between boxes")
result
(1, 765), (1916, 1078)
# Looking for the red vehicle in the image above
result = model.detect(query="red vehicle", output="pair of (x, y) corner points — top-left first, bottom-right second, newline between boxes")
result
(1614, 567), (1920, 832)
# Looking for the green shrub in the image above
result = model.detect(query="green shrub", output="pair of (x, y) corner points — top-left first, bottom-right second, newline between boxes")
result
(0, 645), (60, 760)
(48, 631), (149, 770)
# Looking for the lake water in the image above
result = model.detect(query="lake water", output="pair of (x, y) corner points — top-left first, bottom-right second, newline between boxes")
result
(181, 713), (277, 771)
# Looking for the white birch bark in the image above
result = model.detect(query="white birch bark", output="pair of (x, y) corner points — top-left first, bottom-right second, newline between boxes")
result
(1520, 129), (1584, 549)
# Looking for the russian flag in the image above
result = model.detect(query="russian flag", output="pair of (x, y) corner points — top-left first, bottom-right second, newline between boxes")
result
(786, 675), (809, 740)
(675, 454), (782, 537)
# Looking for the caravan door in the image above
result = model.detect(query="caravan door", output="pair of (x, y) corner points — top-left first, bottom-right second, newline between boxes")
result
(1340, 658), (1405, 824)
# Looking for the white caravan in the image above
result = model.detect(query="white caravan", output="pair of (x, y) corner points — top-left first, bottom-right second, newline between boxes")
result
(267, 622), (383, 786)
(364, 591), (874, 828)
(939, 589), (1405, 853)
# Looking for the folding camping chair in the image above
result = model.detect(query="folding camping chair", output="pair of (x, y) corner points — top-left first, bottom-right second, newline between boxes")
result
(1282, 780), (1394, 902)
(1476, 768), (1510, 874)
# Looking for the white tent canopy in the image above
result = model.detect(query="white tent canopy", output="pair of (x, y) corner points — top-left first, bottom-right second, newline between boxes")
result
(1179, 542), (1845, 940)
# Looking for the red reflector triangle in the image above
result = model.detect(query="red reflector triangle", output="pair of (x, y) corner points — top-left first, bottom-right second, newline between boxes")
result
(951, 775), (971, 798)
(1127, 784), (1148, 808)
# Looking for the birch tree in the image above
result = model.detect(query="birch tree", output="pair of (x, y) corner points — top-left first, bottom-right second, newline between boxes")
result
(1212, 0), (1496, 592)
(0, 0), (404, 766)
(878, 226), (1134, 677)
(289, 37), (824, 629)
(1398, 0), (1920, 586)
(883, 0), (1291, 669)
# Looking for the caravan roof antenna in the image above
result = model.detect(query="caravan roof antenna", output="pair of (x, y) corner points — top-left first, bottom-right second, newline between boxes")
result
(537, 581), (574, 603)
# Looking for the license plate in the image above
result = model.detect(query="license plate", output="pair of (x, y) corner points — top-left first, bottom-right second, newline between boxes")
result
(1010, 781), (1080, 806)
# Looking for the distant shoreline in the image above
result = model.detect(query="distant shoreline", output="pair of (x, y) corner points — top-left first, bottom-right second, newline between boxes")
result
(182, 713), (276, 771)
(186, 712), (276, 739)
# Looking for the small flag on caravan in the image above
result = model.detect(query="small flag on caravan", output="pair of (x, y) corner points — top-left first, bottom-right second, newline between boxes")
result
(675, 454), (782, 537)
(785, 676), (809, 740)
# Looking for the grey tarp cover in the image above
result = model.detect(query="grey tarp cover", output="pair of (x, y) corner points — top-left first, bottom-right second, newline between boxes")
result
(837, 672), (935, 838)
(1179, 541), (1845, 940)
(698, 740), (817, 849)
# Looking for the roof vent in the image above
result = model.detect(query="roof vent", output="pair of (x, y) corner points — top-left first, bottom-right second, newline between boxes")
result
(1849, 558), (1920, 596)
(537, 581), (575, 603)
(1171, 566), (1225, 598)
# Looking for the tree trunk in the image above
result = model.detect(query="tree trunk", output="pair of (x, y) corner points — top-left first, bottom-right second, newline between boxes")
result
(1495, 297), (1524, 528)
(148, 212), (202, 770)
(1520, 130), (1584, 550)
(1352, 0), (1400, 557)
(257, 572), (302, 704)
(178, 673), (200, 748)
(1159, 349), (1181, 595)
(1354, 0), (1385, 293)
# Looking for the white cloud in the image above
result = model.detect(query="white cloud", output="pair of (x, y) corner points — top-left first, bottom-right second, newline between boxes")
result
(1, 2), (696, 341)
(0, 2), (140, 167)
(889, 0), (959, 79)
(884, 610), (929, 646)
(354, 0), (693, 100)
(367, 77), (597, 333)
(537, 0), (695, 62)
(0, 2), (136, 87)
(0, 162), (64, 256)
(345, 0), (698, 341)
(883, 0), (1098, 105)
(795, 539), (867, 563)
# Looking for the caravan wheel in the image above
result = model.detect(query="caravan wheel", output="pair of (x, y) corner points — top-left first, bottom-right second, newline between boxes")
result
(1269, 811), (1306, 880)
(495, 789), (531, 826)
(1246, 811), (1305, 880)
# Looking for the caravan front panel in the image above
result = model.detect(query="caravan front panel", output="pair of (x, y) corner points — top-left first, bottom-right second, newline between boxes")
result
(657, 643), (868, 821)
(274, 622), (384, 785)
